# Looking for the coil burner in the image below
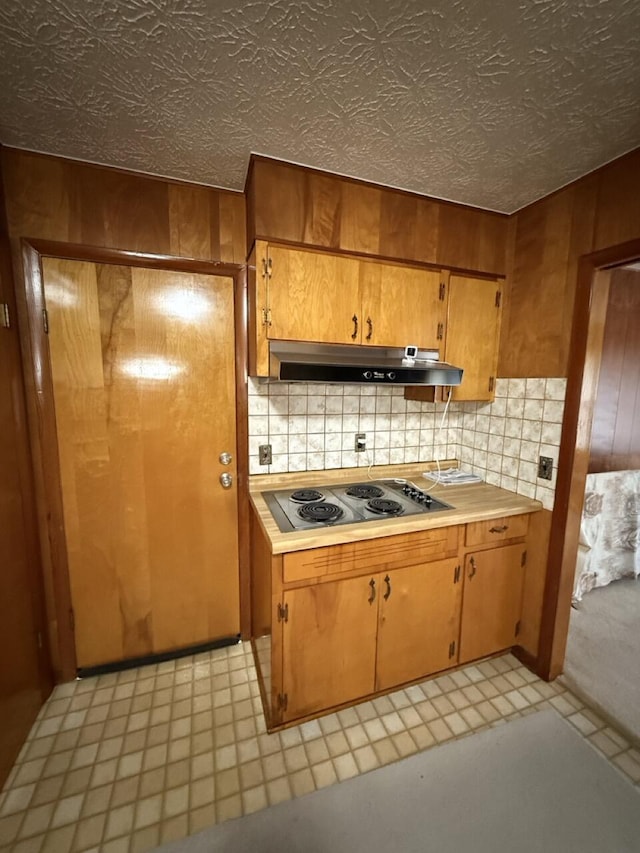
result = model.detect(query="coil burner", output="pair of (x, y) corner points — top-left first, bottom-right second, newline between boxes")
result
(298, 502), (344, 524)
(345, 484), (384, 500)
(290, 489), (325, 504)
(366, 498), (404, 516)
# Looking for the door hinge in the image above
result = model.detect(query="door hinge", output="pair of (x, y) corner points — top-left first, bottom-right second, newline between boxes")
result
(0, 303), (10, 328)
(453, 564), (461, 584)
(448, 640), (456, 659)
(495, 290), (502, 308)
(488, 375), (495, 392)
(277, 692), (288, 711)
(261, 307), (272, 327)
(42, 308), (49, 334)
(437, 322), (444, 340)
(515, 620), (521, 637)
(69, 608), (75, 632)
(439, 282), (446, 301)
(277, 602), (289, 623)
(521, 550), (527, 567)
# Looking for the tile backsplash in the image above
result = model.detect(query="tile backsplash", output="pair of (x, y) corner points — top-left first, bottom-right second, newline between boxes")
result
(248, 377), (566, 510)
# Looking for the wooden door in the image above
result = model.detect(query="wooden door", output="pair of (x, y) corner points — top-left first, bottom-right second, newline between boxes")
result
(266, 245), (361, 344)
(446, 275), (502, 401)
(459, 544), (526, 664)
(42, 259), (240, 669)
(0, 288), (53, 785)
(360, 261), (444, 349)
(281, 575), (378, 721)
(376, 558), (462, 691)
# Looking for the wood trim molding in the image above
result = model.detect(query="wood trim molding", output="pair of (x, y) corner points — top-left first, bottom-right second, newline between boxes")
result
(537, 237), (640, 680)
(21, 238), (250, 679)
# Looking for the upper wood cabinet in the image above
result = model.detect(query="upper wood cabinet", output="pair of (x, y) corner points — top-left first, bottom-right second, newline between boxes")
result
(249, 240), (447, 375)
(405, 273), (503, 403)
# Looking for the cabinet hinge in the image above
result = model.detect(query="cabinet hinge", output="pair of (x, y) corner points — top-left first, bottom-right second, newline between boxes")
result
(277, 602), (289, 623)
(495, 290), (502, 308)
(277, 692), (288, 711)
(437, 322), (444, 341)
(37, 631), (43, 650)
(261, 307), (272, 327)
(439, 282), (446, 301)
(515, 620), (521, 637)
(0, 303), (10, 329)
(521, 550), (527, 567)
(42, 308), (49, 334)
(69, 608), (75, 632)
(453, 564), (461, 584)
(488, 375), (495, 393)
(448, 640), (456, 659)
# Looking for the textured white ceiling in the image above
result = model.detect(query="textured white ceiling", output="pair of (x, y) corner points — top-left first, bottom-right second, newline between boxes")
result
(0, 0), (639, 213)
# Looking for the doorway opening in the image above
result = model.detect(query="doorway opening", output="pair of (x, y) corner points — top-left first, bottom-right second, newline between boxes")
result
(537, 239), (640, 741)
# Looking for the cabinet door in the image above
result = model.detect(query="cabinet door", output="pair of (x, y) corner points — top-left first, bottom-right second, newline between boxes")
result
(266, 245), (361, 344)
(459, 544), (526, 664)
(360, 261), (445, 349)
(446, 275), (502, 401)
(376, 558), (462, 691)
(281, 575), (378, 721)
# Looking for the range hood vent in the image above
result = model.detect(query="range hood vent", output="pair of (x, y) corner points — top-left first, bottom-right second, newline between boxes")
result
(267, 342), (463, 386)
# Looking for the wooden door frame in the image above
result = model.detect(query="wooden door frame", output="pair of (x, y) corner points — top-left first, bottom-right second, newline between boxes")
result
(21, 238), (250, 681)
(537, 236), (640, 680)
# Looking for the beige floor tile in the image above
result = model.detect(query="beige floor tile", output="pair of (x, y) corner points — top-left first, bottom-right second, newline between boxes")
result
(2, 643), (636, 853)
(266, 776), (293, 805)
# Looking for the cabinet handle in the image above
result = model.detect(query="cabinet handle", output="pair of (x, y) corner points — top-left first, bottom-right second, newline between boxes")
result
(383, 574), (391, 600)
(468, 556), (477, 579)
(368, 578), (376, 605)
(351, 314), (359, 340)
(489, 525), (508, 533)
(366, 317), (373, 341)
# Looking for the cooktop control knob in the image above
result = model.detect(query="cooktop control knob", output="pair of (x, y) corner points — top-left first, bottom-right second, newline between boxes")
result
(387, 371), (396, 380)
(363, 370), (373, 379)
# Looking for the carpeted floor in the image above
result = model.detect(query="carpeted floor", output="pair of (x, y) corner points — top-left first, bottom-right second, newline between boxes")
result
(563, 578), (640, 743)
(153, 709), (640, 853)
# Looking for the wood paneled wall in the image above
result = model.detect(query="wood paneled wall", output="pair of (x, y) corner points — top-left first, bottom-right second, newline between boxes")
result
(0, 162), (53, 787)
(1, 147), (247, 678)
(246, 156), (508, 276)
(2, 149), (246, 263)
(500, 148), (640, 377)
(588, 267), (640, 474)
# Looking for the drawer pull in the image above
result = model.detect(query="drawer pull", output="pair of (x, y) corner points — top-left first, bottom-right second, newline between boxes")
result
(489, 525), (508, 533)
(368, 578), (376, 605)
(383, 574), (391, 600)
(468, 556), (477, 579)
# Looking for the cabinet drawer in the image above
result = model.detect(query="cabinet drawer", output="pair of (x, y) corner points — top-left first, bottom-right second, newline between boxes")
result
(465, 514), (529, 547)
(283, 525), (461, 584)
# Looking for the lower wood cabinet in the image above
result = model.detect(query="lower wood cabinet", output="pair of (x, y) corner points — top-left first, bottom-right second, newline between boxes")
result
(459, 543), (527, 664)
(251, 511), (534, 730)
(281, 576), (378, 722)
(375, 558), (461, 691)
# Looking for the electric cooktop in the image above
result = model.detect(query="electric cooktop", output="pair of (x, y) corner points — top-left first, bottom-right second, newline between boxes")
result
(262, 480), (452, 532)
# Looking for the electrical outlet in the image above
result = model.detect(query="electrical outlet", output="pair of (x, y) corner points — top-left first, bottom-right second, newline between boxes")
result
(538, 456), (553, 480)
(259, 444), (272, 465)
(355, 433), (366, 453)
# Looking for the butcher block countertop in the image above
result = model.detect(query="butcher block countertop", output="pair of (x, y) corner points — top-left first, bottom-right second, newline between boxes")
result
(249, 461), (542, 555)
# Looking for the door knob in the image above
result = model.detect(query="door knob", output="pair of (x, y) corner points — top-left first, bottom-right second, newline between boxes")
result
(219, 452), (233, 465)
(219, 472), (233, 489)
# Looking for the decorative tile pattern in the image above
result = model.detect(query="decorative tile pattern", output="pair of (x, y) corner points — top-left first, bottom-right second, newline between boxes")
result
(249, 377), (566, 509)
(1, 644), (637, 853)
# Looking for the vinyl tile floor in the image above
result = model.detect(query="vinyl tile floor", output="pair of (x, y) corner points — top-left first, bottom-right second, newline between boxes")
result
(1, 644), (639, 853)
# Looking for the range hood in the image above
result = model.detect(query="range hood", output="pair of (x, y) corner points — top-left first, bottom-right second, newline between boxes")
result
(268, 342), (463, 386)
